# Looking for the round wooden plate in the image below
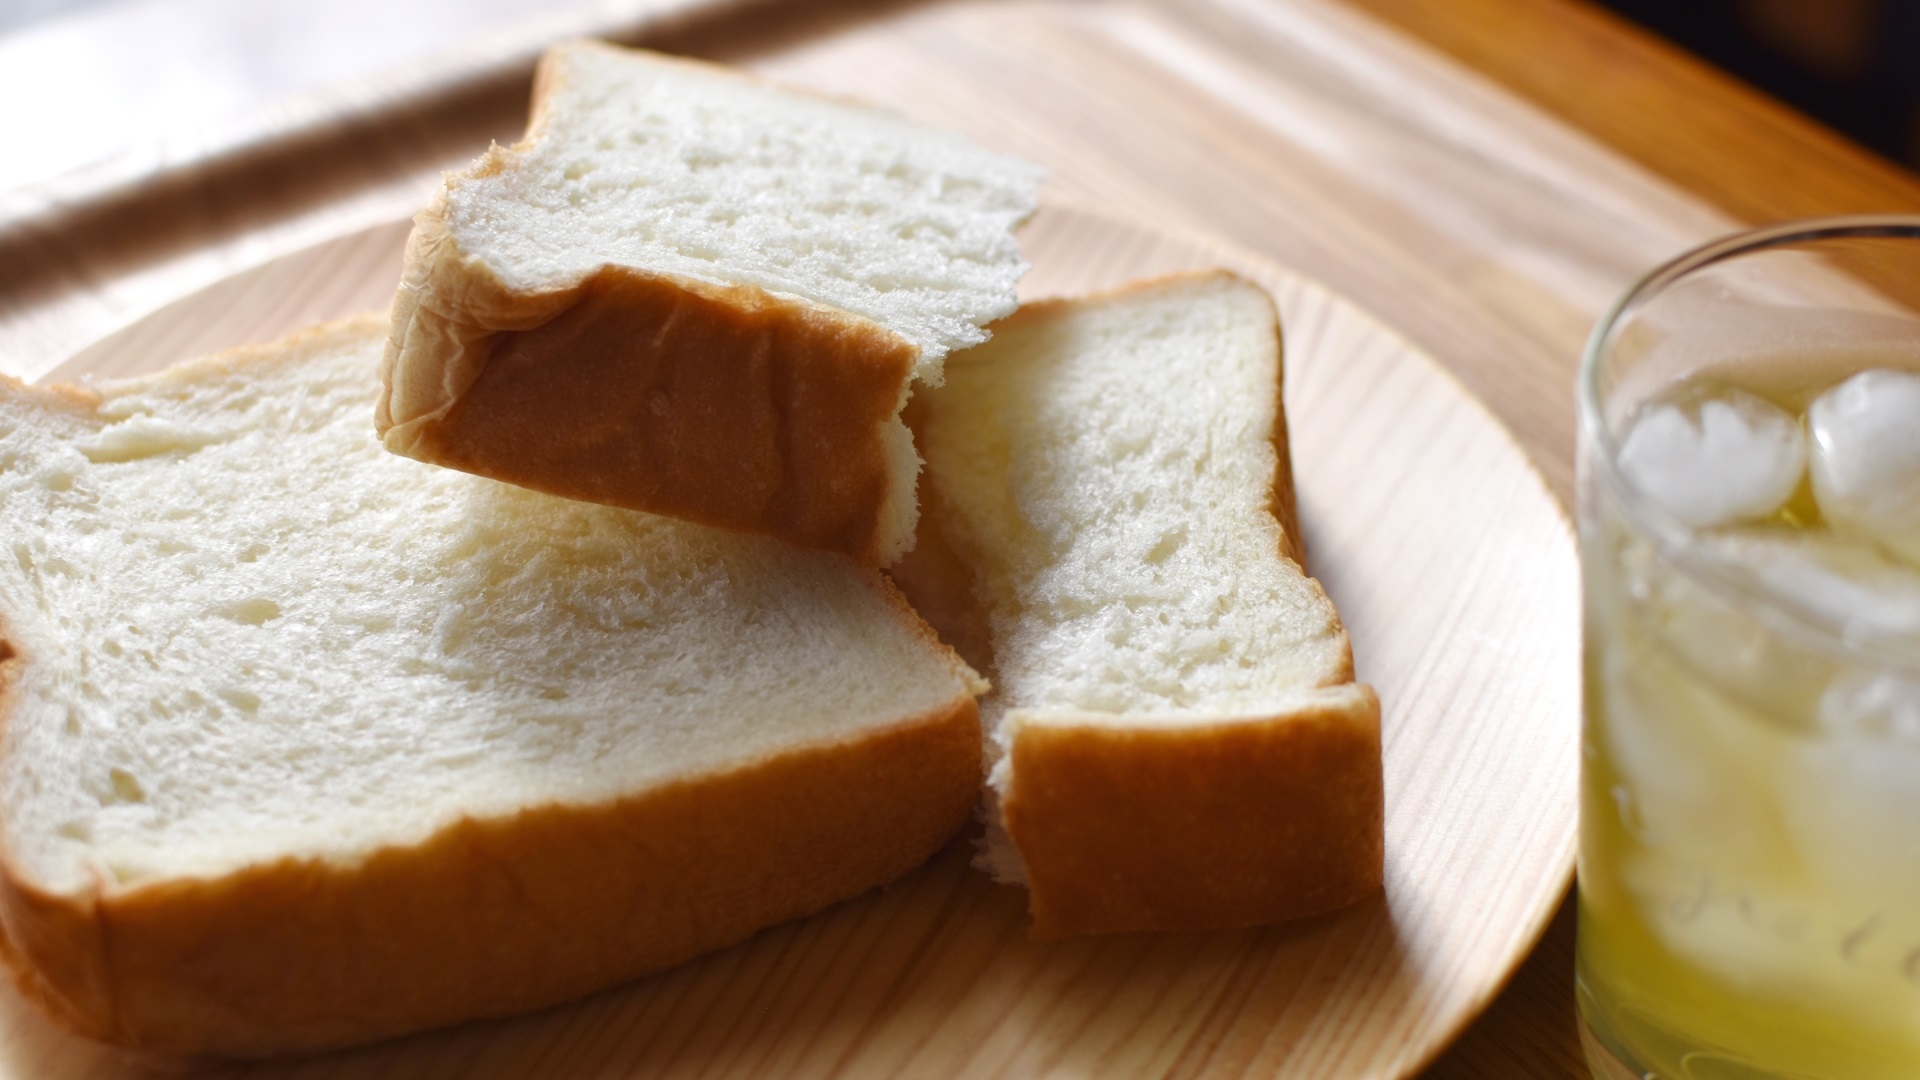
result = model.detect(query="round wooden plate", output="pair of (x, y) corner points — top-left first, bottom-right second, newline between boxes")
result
(6, 206), (1580, 1080)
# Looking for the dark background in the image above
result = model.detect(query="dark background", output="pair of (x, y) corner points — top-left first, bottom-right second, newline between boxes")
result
(1600, 0), (1920, 169)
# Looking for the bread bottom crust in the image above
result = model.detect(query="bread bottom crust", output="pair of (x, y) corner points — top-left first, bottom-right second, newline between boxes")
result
(382, 251), (920, 566)
(0, 697), (981, 1058)
(1002, 690), (1383, 938)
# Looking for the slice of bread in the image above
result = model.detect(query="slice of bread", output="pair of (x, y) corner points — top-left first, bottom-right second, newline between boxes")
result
(380, 41), (1043, 565)
(0, 315), (983, 1056)
(894, 271), (1383, 937)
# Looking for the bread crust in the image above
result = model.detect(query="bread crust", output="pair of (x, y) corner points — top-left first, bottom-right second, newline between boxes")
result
(378, 44), (928, 565)
(1001, 688), (1382, 938)
(0, 695), (982, 1057)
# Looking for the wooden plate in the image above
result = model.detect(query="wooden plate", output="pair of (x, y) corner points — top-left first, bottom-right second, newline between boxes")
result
(2, 205), (1580, 1080)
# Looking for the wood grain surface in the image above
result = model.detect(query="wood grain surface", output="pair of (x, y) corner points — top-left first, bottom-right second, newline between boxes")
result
(1345, 0), (1920, 227)
(0, 205), (1580, 1080)
(3, 0), (1914, 1075)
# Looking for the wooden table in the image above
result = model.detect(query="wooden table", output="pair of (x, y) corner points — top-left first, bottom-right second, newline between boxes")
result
(4, 0), (1919, 1075)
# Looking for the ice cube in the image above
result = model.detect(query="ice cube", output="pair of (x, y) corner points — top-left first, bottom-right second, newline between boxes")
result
(1701, 527), (1920, 638)
(1784, 673), (1920, 900)
(1633, 533), (1833, 728)
(1599, 636), (1777, 861)
(1616, 392), (1805, 528)
(1808, 368), (1920, 564)
(1819, 671), (1920, 740)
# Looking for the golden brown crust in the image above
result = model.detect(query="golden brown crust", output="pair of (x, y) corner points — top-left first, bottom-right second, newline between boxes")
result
(1264, 291), (1305, 570)
(1001, 689), (1382, 938)
(0, 696), (982, 1057)
(377, 46), (926, 566)
(386, 257), (916, 564)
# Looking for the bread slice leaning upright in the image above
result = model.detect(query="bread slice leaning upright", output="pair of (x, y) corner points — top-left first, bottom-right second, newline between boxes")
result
(0, 316), (983, 1056)
(895, 270), (1383, 937)
(380, 41), (1044, 565)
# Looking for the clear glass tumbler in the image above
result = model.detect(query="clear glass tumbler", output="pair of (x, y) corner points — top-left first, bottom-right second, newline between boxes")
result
(1577, 217), (1920, 1080)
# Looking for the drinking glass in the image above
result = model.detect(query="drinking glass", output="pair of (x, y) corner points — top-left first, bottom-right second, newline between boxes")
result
(1577, 217), (1920, 1080)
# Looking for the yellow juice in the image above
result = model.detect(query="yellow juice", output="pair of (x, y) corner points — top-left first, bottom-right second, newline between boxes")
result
(1575, 216), (1920, 1080)
(1578, 397), (1920, 1078)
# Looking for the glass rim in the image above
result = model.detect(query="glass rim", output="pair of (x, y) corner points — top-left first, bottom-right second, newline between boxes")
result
(1577, 214), (1920, 673)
